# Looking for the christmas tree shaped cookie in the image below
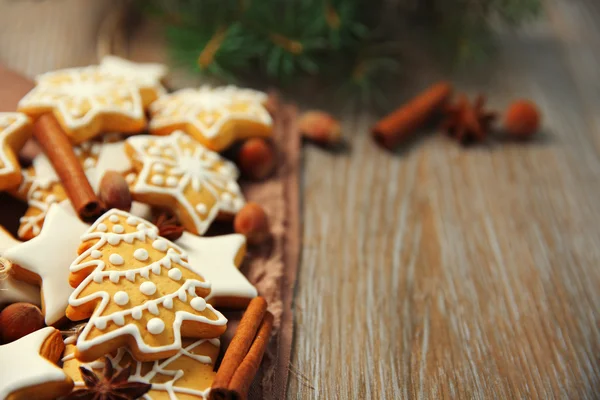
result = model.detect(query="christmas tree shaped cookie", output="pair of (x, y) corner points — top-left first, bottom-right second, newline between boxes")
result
(148, 86), (272, 151)
(62, 337), (219, 399)
(66, 209), (227, 362)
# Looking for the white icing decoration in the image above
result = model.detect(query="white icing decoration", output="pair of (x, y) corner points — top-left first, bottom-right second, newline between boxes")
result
(147, 318), (165, 334)
(140, 281), (157, 296)
(107, 234), (120, 245)
(114, 291), (129, 306)
(176, 232), (257, 305)
(100, 56), (167, 96)
(109, 254), (124, 266)
(152, 239), (168, 252)
(113, 314), (125, 326)
(134, 248), (149, 261)
(91, 250), (102, 259)
(95, 319), (107, 330)
(126, 216), (138, 226)
(132, 308), (142, 320)
(163, 297), (173, 309)
(4, 203), (89, 324)
(153, 163), (166, 173)
(109, 215), (120, 223)
(190, 297), (207, 311)
(126, 132), (245, 235)
(168, 268), (182, 281)
(112, 224), (125, 233)
(97, 223), (107, 232)
(0, 328), (70, 399)
(148, 302), (160, 315)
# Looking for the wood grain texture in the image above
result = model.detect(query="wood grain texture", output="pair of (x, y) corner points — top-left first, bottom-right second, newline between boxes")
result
(289, 1), (600, 398)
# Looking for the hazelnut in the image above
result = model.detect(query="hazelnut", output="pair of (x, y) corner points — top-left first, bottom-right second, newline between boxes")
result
(504, 100), (541, 138)
(237, 139), (276, 180)
(99, 171), (132, 211)
(0, 302), (45, 343)
(234, 203), (270, 245)
(298, 110), (342, 146)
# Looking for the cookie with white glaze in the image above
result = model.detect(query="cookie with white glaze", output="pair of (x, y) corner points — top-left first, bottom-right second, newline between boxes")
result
(0, 112), (32, 191)
(0, 327), (73, 400)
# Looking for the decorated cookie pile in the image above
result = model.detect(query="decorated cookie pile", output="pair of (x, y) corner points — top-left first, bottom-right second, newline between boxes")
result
(0, 57), (274, 400)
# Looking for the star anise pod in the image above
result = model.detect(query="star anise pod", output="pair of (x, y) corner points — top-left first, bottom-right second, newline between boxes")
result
(441, 94), (497, 144)
(64, 357), (151, 400)
(154, 213), (185, 241)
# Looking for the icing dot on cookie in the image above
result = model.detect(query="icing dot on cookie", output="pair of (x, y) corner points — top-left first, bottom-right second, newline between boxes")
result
(152, 239), (168, 252)
(136, 223), (147, 231)
(163, 298), (174, 309)
(107, 234), (121, 245)
(166, 176), (178, 187)
(221, 192), (233, 203)
(191, 297), (207, 311)
(151, 175), (164, 185)
(149, 147), (161, 156)
(109, 214), (120, 223)
(233, 198), (244, 210)
(84, 157), (95, 169)
(126, 216), (138, 226)
(168, 268), (182, 281)
(226, 181), (239, 192)
(94, 319), (107, 330)
(91, 250), (102, 259)
(153, 163), (166, 173)
(125, 173), (136, 184)
(140, 281), (157, 296)
(46, 194), (57, 204)
(97, 223), (108, 232)
(196, 203), (207, 214)
(132, 308), (142, 320)
(109, 254), (124, 265)
(134, 248), (149, 261)
(112, 224), (125, 234)
(147, 318), (165, 335)
(31, 191), (42, 200)
(113, 291), (129, 306)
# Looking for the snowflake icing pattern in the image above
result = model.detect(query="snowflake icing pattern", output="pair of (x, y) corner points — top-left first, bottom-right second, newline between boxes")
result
(126, 132), (245, 235)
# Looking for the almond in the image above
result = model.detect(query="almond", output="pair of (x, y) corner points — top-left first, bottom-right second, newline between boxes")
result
(0, 302), (45, 343)
(234, 203), (270, 245)
(99, 171), (132, 211)
(237, 139), (276, 180)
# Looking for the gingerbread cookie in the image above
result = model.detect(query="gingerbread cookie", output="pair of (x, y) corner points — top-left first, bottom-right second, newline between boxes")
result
(18, 66), (146, 144)
(149, 85), (272, 151)
(176, 232), (257, 308)
(0, 228), (41, 307)
(0, 112), (32, 191)
(125, 132), (245, 235)
(66, 209), (227, 362)
(100, 55), (167, 107)
(12, 140), (150, 239)
(4, 202), (89, 325)
(63, 337), (219, 399)
(0, 327), (73, 400)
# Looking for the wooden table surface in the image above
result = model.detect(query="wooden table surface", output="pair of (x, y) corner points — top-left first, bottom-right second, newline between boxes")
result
(2, 0), (599, 398)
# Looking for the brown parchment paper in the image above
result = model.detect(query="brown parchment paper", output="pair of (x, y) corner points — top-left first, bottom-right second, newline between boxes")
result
(0, 66), (300, 399)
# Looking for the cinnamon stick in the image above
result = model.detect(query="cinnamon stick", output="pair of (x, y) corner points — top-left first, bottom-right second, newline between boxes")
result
(227, 312), (274, 399)
(210, 297), (268, 400)
(33, 114), (104, 220)
(372, 81), (453, 150)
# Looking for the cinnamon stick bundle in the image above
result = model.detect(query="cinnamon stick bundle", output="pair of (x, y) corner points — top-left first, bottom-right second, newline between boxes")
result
(372, 81), (453, 150)
(33, 114), (104, 220)
(210, 297), (274, 400)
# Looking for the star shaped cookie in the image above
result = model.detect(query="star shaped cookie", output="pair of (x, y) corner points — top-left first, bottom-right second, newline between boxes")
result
(99, 56), (167, 107)
(4, 202), (90, 325)
(176, 232), (257, 308)
(18, 66), (146, 144)
(0, 327), (73, 400)
(0, 227), (41, 307)
(126, 132), (245, 235)
(0, 112), (32, 191)
(149, 85), (272, 151)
